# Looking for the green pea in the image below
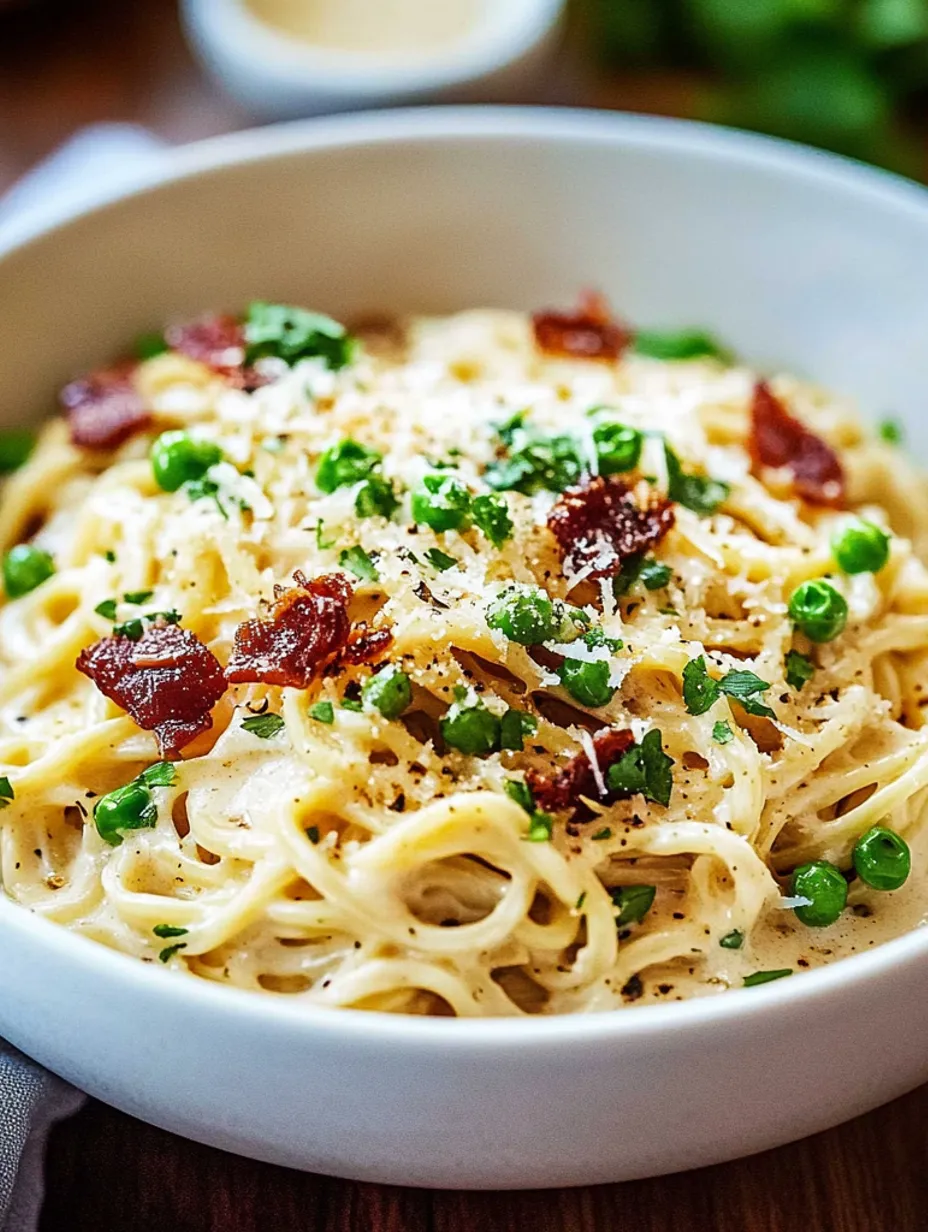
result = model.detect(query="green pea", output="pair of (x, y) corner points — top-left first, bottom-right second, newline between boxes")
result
(485, 587), (586, 646)
(94, 781), (157, 846)
(150, 431), (223, 493)
(410, 473), (472, 533)
(853, 825), (911, 891)
(315, 439), (381, 494)
(788, 579), (848, 643)
(362, 664), (412, 720)
(592, 422), (643, 476)
(790, 860), (848, 927)
(558, 658), (616, 708)
(3, 544), (54, 598)
(831, 520), (890, 575)
(440, 701), (500, 756)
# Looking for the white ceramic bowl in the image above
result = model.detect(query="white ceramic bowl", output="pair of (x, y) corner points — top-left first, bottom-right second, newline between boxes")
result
(1, 109), (927, 1189)
(181, 0), (566, 117)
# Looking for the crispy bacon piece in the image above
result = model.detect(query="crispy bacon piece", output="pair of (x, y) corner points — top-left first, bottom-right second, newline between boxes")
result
(532, 292), (630, 361)
(60, 363), (150, 450)
(340, 626), (394, 667)
(226, 572), (391, 687)
(165, 314), (268, 392)
(548, 475), (675, 580)
(750, 380), (845, 506)
(76, 621), (226, 756)
(527, 728), (635, 813)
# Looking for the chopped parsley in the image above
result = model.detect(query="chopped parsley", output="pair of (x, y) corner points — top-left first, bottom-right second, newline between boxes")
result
(123, 590), (154, 606)
(152, 923), (188, 939)
(309, 701), (335, 724)
(484, 428), (582, 495)
(719, 929), (744, 950)
(339, 546), (378, 582)
(785, 649), (815, 691)
(638, 558), (672, 590)
(605, 729), (674, 807)
(316, 439), (381, 494)
(591, 827), (612, 841)
(610, 884), (656, 925)
(244, 301), (355, 369)
(241, 713), (285, 739)
(499, 708), (538, 752)
(504, 779), (534, 813)
(340, 699), (363, 713)
(633, 328), (730, 363)
(503, 774), (554, 842)
(664, 443), (729, 515)
(315, 520), (335, 551)
(103, 550), (117, 563)
(0, 777), (13, 809)
(94, 599), (118, 620)
(682, 656), (775, 719)
(743, 969), (792, 987)
(158, 943), (187, 963)
(355, 475), (400, 520)
(423, 548), (457, 572)
(471, 492), (514, 547)
(113, 610), (181, 641)
(712, 720), (734, 745)
(613, 553), (670, 597)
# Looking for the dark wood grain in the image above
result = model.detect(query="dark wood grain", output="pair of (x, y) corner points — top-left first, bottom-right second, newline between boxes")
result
(2, 3), (926, 1228)
(39, 1084), (928, 1232)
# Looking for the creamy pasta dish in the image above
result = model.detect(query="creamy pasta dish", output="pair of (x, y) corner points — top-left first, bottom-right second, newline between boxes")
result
(0, 295), (926, 1015)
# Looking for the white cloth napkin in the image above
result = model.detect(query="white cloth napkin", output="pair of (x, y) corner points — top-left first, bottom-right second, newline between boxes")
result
(0, 122), (166, 1230)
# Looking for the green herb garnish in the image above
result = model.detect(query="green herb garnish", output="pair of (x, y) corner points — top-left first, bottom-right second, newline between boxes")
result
(241, 713), (286, 739)
(339, 546), (378, 582)
(153, 924), (188, 939)
(785, 650), (815, 690)
(0, 777), (13, 809)
(423, 548), (457, 572)
(665, 443), (729, 515)
(0, 429), (36, 474)
(743, 969), (792, 987)
(605, 729), (674, 806)
(309, 701), (335, 724)
(682, 657), (775, 719)
(244, 301), (355, 369)
(712, 720), (734, 745)
(610, 884), (657, 925)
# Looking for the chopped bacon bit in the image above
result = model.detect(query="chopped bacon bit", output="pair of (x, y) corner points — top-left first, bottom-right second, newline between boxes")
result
(60, 363), (150, 449)
(548, 475), (675, 580)
(750, 381), (845, 506)
(165, 314), (268, 392)
(532, 292), (630, 361)
(226, 572), (390, 687)
(527, 728), (635, 813)
(340, 626), (394, 667)
(76, 621), (225, 756)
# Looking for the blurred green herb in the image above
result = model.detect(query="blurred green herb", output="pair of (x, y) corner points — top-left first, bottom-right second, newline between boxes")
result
(577, 0), (928, 172)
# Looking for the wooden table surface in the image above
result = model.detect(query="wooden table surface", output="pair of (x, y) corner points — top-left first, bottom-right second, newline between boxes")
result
(0, 2), (925, 1229)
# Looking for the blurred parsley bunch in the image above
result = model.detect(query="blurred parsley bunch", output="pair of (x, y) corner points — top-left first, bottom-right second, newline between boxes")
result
(580, 0), (928, 171)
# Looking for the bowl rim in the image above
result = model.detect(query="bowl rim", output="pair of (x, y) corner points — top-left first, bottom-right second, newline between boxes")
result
(181, 0), (566, 95)
(2, 104), (927, 1045)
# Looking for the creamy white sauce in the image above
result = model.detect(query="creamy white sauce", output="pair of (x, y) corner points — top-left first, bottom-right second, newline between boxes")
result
(246, 0), (486, 56)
